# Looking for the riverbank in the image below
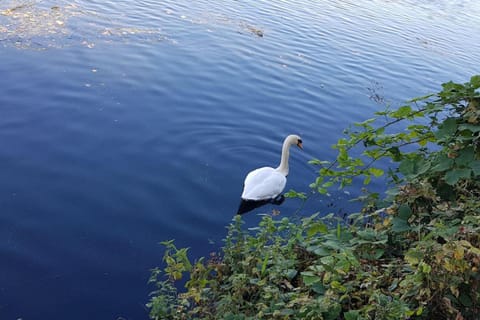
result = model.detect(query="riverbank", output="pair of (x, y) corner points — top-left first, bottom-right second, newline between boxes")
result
(148, 76), (480, 319)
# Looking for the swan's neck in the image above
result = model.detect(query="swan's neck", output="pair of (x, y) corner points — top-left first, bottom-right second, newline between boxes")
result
(276, 139), (291, 176)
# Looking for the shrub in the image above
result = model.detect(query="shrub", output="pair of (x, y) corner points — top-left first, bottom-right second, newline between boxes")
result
(147, 76), (480, 320)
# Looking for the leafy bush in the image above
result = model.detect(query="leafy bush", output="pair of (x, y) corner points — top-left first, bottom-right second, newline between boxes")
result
(147, 76), (480, 320)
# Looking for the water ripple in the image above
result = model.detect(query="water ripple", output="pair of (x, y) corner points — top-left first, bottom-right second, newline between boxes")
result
(1, 0), (480, 319)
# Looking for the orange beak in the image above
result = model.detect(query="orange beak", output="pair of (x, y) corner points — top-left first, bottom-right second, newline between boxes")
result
(297, 142), (303, 150)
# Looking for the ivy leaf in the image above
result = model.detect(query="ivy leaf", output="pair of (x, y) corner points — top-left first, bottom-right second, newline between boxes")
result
(444, 168), (472, 185)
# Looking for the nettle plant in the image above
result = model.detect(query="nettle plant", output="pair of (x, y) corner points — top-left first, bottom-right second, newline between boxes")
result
(147, 76), (480, 320)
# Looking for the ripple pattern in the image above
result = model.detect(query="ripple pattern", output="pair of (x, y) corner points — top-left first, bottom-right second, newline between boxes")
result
(1, 0), (480, 319)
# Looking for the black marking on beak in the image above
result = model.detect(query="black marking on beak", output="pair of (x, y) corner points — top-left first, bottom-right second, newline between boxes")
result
(297, 139), (303, 149)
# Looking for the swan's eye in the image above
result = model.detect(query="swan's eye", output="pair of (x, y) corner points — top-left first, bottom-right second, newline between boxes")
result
(298, 139), (303, 144)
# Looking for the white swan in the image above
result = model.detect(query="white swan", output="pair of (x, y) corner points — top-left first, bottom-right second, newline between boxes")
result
(237, 134), (303, 214)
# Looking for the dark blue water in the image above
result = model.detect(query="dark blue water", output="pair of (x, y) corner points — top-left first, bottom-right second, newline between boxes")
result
(1, 0), (479, 318)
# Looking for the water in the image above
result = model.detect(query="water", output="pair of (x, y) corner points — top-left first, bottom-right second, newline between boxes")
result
(1, 0), (479, 318)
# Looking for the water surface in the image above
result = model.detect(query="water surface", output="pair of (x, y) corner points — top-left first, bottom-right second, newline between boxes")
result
(1, 0), (479, 319)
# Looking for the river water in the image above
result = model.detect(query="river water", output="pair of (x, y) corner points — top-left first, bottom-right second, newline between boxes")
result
(1, 0), (479, 319)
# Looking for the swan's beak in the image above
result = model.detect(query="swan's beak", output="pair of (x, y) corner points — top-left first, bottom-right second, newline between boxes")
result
(297, 142), (303, 150)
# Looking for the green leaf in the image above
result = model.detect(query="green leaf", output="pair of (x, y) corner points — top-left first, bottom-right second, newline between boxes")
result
(318, 187), (328, 194)
(391, 105), (412, 118)
(311, 282), (326, 294)
(442, 81), (465, 93)
(405, 250), (423, 265)
(368, 167), (384, 177)
(434, 117), (457, 139)
(408, 93), (434, 102)
(455, 147), (475, 166)
(458, 123), (480, 133)
(309, 159), (331, 165)
(285, 269), (298, 280)
(399, 156), (428, 177)
(398, 204), (412, 220)
(431, 154), (454, 172)
(324, 240), (343, 251)
(344, 310), (361, 320)
(470, 75), (480, 88)
(284, 189), (307, 200)
(310, 246), (331, 257)
(363, 174), (371, 185)
(354, 118), (376, 127)
(307, 222), (328, 237)
(279, 309), (295, 316)
(471, 160), (480, 176)
(301, 272), (321, 286)
(322, 181), (334, 188)
(330, 280), (347, 292)
(260, 254), (269, 276)
(459, 292), (473, 307)
(399, 158), (415, 176)
(444, 168), (472, 185)
(392, 217), (410, 232)
(372, 248), (385, 259)
(387, 146), (402, 161)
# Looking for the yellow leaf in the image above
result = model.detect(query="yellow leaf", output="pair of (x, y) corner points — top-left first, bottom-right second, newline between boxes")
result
(383, 218), (392, 227)
(453, 246), (464, 260)
(418, 139), (428, 146)
(173, 271), (182, 280)
(416, 306), (424, 316)
(444, 261), (454, 272)
(435, 252), (444, 264)
(458, 240), (472, 248)
(471, 247), (480, 255)
(405, 252), (420, 265)
(450, 286), (459, 297)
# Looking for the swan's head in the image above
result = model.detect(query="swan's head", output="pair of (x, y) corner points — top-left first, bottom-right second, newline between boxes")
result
(286, 134), (303, 150)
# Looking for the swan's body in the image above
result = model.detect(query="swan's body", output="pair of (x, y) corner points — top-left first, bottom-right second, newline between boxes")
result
(237, 134), (302, 214)
(241, 167), (286, 200)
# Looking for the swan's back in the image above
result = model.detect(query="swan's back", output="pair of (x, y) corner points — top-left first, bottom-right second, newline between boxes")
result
(241, 167), (286, 200)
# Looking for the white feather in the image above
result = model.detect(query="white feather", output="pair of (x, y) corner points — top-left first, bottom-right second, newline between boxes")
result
(239, 134), (302, 201)
(241, 167), (286, 200)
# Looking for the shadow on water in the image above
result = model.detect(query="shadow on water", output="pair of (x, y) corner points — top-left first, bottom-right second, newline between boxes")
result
(236, 195), (285, 215)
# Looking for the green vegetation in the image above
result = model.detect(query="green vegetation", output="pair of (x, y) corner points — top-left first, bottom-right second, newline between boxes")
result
(147, 76), (480, 320)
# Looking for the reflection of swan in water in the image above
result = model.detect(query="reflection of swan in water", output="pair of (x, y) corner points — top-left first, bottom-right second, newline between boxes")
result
(237, 134), (303, 215)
